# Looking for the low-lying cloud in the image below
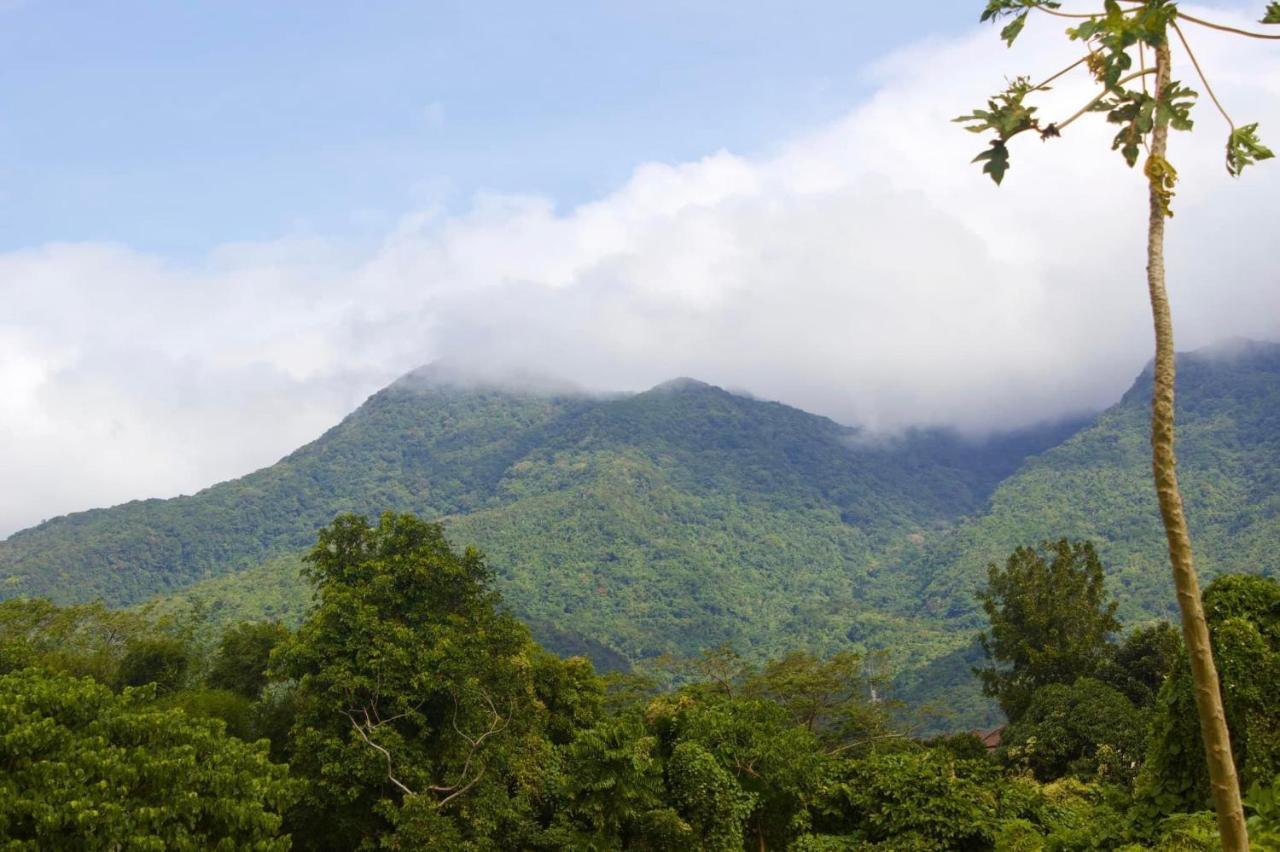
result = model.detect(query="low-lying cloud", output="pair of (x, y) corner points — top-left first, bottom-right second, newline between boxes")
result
(3, 4), (1278, 536)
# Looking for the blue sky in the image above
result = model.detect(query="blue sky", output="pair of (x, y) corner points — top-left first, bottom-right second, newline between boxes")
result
(1, 0), (970, 254)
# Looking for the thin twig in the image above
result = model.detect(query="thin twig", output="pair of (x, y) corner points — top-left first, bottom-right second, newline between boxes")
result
(1178, 11), (1280, 41)
(1031, 53), (1092, 92)
(1172, 21), (1235, 131)
(825, 733), (908, 757)
(1055, 68), (1159, 132)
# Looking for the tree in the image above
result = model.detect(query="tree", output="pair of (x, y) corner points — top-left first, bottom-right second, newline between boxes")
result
(647, 686), (830, 850)
(115, 636), (193, 694)
(0, 598), (154, 683)
(0, 667), (294, 849)
(960, 4), (1277, 847)
(742, 650), (896, 751)
(206, 620), (290, 699)
(555, 714), (685, 848)
(1140, 574), (1280, 817)
(975, 539), (1121, 722)
(1098, 620), (1183, 708)
(1000, 677), (1147, 783)
(272, 512), (562, 850)
(810, 750), (1005, 850)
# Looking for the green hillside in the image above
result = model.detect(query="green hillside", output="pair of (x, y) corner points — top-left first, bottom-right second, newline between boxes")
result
(2, 366), (1077, 668)
(8, 341), (1280, 716)
(909, 339), (1280, 631)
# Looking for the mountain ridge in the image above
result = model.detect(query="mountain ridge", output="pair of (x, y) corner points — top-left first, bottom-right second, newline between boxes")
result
(5, 341), (1279, 724)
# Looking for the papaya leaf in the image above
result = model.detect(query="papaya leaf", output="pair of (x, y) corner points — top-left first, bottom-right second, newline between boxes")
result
(973, 140), (1012, 185)
(1227, 123), (1275, 177)
(1001, 13), (1029, 46)
(980, 0), (1061, 24)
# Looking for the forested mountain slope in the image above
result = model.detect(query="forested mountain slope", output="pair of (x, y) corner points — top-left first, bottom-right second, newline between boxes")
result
(909, 339), (1280, 630)
(7, 342), (1279, 682)
(1, 365), (1079, 664)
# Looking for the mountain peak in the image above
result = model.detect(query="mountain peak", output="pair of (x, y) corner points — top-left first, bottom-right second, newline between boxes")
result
(647, 377), (717, 394)
(391, 362), (585, 397)
(1184, 337), (1280, 365)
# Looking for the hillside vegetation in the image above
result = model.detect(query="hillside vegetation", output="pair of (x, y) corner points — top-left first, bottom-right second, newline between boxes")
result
(2, 366), (1079, 666)
(6, 344), (1280, 706)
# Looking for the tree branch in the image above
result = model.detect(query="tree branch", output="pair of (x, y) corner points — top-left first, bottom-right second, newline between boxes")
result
(1171, 21), (1235, 132)
(346, 709), (418, 798)
(1177, 11), (1280, 40)
(1055, 68), (1159, 133)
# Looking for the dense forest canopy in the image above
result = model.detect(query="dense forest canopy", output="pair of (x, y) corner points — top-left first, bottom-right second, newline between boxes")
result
(3, 513), (1279, 849)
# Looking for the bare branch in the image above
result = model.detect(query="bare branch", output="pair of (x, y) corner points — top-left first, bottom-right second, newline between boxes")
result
(436, 768), (486, 809)
(824, 732), (909, 757)
(1178, 11), (1280, 40)
(346, 709), (418, 797)
(1172, 21), (1235, 132)
(1055, 68), (1159, 133)
(1031, 53), (1093, 92)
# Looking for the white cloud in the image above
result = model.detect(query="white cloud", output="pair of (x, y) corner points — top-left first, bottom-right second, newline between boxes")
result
(3, 3), (1279, 536)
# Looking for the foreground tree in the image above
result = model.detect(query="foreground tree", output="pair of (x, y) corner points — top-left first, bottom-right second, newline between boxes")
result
(1141, 574), (1280, 816)
(975, 539), (1120, 722)
(273, 512), (581, 849)
(959, 4), (1277, 847)
(0, 667), (294, 849)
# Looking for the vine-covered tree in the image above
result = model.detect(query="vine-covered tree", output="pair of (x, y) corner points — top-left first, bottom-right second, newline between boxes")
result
(959, 4), (1278, 847)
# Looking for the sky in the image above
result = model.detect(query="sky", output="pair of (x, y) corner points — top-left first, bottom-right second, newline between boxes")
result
(2, 1), (1279, 536)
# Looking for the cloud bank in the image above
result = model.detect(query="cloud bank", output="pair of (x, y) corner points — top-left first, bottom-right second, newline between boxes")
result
(3, 4), (1279, 536)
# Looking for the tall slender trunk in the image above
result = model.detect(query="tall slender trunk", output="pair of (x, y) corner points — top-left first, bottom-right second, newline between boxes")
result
(1146, 40), (1248, 852)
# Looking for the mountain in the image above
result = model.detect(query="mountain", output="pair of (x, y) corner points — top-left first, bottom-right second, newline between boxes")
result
(5, 341), (1280, 724)
(0, 363), (1080, 668)
(909, 339), (1280, 628)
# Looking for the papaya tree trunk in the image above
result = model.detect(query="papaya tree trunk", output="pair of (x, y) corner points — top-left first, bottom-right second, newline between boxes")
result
(1145, 39), (1248, 852)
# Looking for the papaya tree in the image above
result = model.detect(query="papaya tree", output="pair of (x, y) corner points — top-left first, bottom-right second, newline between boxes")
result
(957, 2), (1277, 849)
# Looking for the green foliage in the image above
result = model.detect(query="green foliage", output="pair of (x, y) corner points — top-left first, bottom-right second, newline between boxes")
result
(5, 514), (1277, 849)
(160, 687), (259, 741)
(976, 539), (1121, 722)
(10, 346), (1280, 737)
(666, 740), (755, 850)
(1139, 574), (1280, 816)
(3, 369), (1082, 692)
(813, 751), (1005, 850)
(954, 78), (1042, 184)
(648, 688), (829, 849)
(274, 512), (562, 850)
(206, 620), (289, 698)
(1226, 122), (1274, 177)
(913, 342), (1280, 658)
(1245, 775), (1280, 848)
(1104, 83), (1196, 170)
(556, 714), (681, 846)
(742, 650), (894, 747)
(1098, 621), (1183, 708)
(1001, 677), (1148, 783)
(963, 0), (1274, 186)
(0, 598), (154, 682)
(1263, 3), (1280, 24)
(115, 635), (193, 693)
(978, 2), (1063, 47)
(0, 667), (294, 850)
